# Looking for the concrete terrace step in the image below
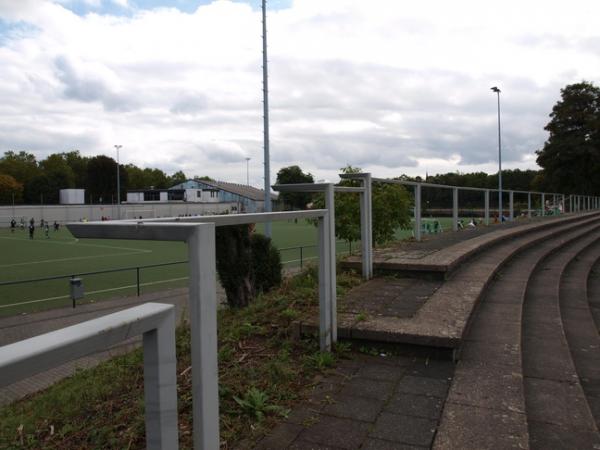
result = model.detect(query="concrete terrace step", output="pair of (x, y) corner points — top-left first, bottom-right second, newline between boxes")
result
(522, 231), (600, 449)
(433, 222), (600, 450)
(342, 212), (600, 279)
(298, 214), (600, 352)
(560, 240), (600, 430)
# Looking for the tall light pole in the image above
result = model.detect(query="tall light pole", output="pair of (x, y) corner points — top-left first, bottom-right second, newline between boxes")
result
(262, 0), (272, 236)
(114, 144), (122, 220)
(491, 87), (502, 221)
(245, 157), (251, 186)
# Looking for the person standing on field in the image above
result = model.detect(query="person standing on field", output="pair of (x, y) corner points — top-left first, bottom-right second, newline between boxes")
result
(28, 222), (35, 239)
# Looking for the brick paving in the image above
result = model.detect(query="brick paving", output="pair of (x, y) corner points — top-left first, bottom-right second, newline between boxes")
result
(255, 354), (454, 450)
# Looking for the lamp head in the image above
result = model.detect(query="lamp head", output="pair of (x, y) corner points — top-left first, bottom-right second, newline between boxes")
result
(491, 86), (501, 93)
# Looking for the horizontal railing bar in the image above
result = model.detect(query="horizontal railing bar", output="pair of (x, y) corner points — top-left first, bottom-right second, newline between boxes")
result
(0, 260), (188, 287)
(0, 302), (173, 387)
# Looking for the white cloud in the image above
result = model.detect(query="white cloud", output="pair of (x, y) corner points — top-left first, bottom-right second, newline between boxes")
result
(0, 0), (599, 186)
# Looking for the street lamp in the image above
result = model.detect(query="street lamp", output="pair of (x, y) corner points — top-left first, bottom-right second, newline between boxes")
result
(114, 144), (122, 220)
(245, 157), (251, 186)
(491, 86), (502, 221)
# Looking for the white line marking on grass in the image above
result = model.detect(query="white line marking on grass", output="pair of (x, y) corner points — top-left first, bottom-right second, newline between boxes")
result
(0, 276), (190, 309)
(0, 252), (148, 268)
(0, 235), (153, 253)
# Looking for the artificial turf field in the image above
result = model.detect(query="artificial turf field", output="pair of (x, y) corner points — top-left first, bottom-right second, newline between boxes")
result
(0, 217), (456, 317)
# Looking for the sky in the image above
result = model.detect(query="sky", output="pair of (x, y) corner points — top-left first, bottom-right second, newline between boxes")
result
(0, 0), (599, 187)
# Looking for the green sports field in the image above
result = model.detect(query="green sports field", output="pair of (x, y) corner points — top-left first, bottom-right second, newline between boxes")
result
(0, 216), (462, 317)
(0, 220), (360, 316)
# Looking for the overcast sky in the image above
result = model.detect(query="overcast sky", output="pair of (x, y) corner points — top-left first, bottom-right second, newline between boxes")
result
(1, 0), (599, 186)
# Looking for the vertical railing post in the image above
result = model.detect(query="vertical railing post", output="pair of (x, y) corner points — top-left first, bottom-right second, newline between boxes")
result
(484, 190), (490, 225)
(527, 192), (532, 218)
(509, 191), (514, 221)
(365, 174), (373, 279)
(360, 174), (373, 278)
(324, 183), (337, 343)
(541, 193), (545, 216)
(317, 214), (332, 351)
(415, 184), (422, 241)
(570, 194), (573, 213)
(137, 267), (141, 296)
(553, 194), (557, 212)
(300, 246), (303, 269)
(561, 194), (565, 214)
(187, 223), (219, 450)
(143, 307), (179, 450)
(452, 188), (458, 231)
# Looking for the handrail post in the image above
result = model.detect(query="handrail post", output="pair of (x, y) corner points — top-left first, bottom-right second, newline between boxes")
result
(484, 190), (490, 225)
(360, 174), (373, 278)
(366, 173), (373, 279)
(143, 308), (178, 449)
(452, 188), (458, 231)
(415, 184), (422, 241)
(509, 191), (514, 221)
(187, 224), (220, 450)
(528, 192), (532, 218)
(318, 214), (332, 351)
(137, 267), (141, 296)
(541, 193), (545, 216)
(324, 183), (337, 342)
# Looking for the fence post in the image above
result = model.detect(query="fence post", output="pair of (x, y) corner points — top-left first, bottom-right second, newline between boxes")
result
(484, 190), (490, 225)
(143, 308), (179, 450)
(324, 183), (337, 343)
(300, 246), (303, 269)
(360, 174), (373, 278)
(415, 184), (422, 242)
(528, 192), (532, 218)
(187, 224), (220, 450)
(509, 191), (514, 221)
(137, 267), (141, 296)
(541, 193), (545, 216)
(318, 214), (332, 351)
(452, 188), (458, 231)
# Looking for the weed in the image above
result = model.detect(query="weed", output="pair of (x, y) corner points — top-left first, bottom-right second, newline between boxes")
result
(233, 387), (290, 421)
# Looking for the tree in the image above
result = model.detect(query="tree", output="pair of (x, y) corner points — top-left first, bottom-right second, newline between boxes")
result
(87, 155), (128, 203)
(275, 165), (314, 209)
(0, 151), (39, 186)
(63, 151), (89, 188)
(536, 81), (600, 195)
(169, 170), (187, 186)
(0, 174), (23, 204)
(313, 166), (411, 245)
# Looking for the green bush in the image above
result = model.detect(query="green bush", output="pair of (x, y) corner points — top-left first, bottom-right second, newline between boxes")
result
(216, 225), (282, 308)
(250, 233), (282, 295)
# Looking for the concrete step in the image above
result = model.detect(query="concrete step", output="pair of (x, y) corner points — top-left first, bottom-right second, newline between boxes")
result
(433, 221), (600, 450)
(341, 212), (600, 279)
(297, 215), (600, 353)
(559, 240), (600, 431)
(523, 231), (600, 449)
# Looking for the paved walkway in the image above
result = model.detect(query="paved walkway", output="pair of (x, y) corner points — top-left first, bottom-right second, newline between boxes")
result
(0, 288), (191, 406)
(255, 353), (454, 450)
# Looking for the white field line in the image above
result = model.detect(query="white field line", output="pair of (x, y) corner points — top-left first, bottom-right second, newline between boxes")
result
(0, 235), (153, 253)
(0, 251), (149, 269)
(0, 276), (189, 309)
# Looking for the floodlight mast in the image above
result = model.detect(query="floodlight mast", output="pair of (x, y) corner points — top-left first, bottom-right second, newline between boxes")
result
(491, 86), (502, 221)
(262, 0), (272, 236)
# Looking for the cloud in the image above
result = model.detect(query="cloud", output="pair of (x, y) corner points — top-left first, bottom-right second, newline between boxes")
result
(1, 0), (599, 187)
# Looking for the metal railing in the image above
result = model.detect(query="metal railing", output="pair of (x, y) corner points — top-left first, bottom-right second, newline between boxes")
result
(0, 303), (179, 449)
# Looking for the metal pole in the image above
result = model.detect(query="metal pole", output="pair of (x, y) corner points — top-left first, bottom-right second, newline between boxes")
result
(262, 0), (272, 237)
(143, 308), (179, 450)
(528, 192), (532, 218)
(324, 183), (336, 343)
(300, 246), (303, 269)
(187, 224), (220, 449)
(570, 194), (573, 213)
(484, 189), (490, 225)
(365, 173), (373, 279)
(114, 145), (122, 220)
(541, 193), (545, 216)
(245, 157), (250, 186)
(509, 191), (514, 221)
(415, 184), (422, 241)
(137, 267), (141, 296)
(491, 87), (502, 223)
(452, 187), (458, 231)
(317, 215), (332, 351)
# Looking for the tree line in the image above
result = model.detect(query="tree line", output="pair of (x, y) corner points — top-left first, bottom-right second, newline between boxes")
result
(0, 151), (190, 205)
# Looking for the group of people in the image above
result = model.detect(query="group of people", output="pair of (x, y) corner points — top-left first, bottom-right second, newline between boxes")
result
(9, 218), (59, 239)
